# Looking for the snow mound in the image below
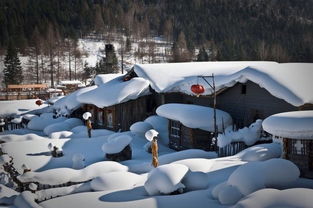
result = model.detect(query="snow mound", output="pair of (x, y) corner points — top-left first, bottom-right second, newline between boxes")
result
(159, 149), (217, 165)
(11, 116), (22, 124)
(43, 118), (83, 136)
(145, 129), (159, 142)
(217, 120), (263, 147)
(101, 134), (132, 154)
(50, 131), (73, 139)
(144, 164), (189, 195)
(236, 143), (281, 162)
(27, 115), (67, 131)
(22, 114), (38, 120)
(213, 158), (300, 205)
(70, 125), (86, 134)
(18, 161), (128, 185)
(182, 171), (209, 191)
(130, 121), (153, 136)
(173, 158), (215, 172)
(144, 115), (169, 145)
(90, 171), (142, 191)
(72, 153), (85, 169)
(263, 110), (313, 139)
(0, 133), (45, 142)
(234, 188), (313, 208)
(71, 129), (114, 138)
(156, 103), (232, 132)
(0, 184), (18, 205)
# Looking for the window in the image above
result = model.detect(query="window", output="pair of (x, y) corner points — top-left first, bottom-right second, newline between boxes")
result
(97, 110), (104, 126)
(241, 84), (247, 94)
(107, 111), (113, 128)
(170, 120), (181, 138)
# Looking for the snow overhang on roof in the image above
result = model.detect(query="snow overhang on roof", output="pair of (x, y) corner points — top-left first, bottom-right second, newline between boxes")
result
(77, 75), (150, 108)
(156, 103), (232, 132)
(134, 62), (313, 107)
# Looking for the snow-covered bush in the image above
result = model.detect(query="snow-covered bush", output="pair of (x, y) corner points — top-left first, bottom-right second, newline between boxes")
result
(90, 172), (142, 191)
(212, 158), (300, 205)
(130, 121), (153, 136)
(144, 115), (169, 145)
(101, 134), (132, 154)
(144, 164), (189, 195)
(217, 119), (263, 148)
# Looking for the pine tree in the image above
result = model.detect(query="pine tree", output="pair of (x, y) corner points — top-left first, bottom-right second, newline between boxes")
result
(197, 47), (209, 61)
(3, 42), (23, 86)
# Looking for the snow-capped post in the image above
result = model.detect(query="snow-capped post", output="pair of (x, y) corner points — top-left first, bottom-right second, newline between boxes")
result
(21, 164), (31, 174)
(83, 112), (92, 138)
(145, 129), (159, 167)
(191, 74), (217, 151)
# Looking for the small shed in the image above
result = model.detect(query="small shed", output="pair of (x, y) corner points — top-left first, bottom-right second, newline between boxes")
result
(156, 103), (233, 151)
(263, 110), (313, 179)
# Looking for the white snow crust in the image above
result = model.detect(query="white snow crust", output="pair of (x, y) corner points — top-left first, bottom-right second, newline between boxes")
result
(101, 134), (132, 154)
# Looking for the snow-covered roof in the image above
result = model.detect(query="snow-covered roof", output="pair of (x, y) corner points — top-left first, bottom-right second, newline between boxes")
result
(77, 75), (150, 108)
(134, 62), (313, 106)
(262, 110), (313, 139)
(94, 74), (121, 86)
(59, 80), (84, 85)
(156, 103), (232, 132)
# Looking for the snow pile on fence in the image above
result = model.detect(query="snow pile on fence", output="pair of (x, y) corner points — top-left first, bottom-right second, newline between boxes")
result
(156, 103), (232, 132)
(17, 161), (128, 185)
(101, 134), (133, 154)
(43, 118), (83, 136)
(263, 110), (313, 139)
(212, 158), (300, 205)
(77, 76), (150, 108)
(217, 119), (263, 147)
(235, 188), (313, 208)
(144, 164), (189, 195)
(27, 113), (67, 131)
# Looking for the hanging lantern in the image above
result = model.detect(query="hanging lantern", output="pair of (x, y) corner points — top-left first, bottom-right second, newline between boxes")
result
(35, 99), (43, 106)
(191, 84), (205, 96)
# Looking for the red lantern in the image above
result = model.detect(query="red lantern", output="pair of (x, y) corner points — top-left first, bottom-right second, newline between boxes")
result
(191, 84), (205, 95)
(35, 100), (43, 106)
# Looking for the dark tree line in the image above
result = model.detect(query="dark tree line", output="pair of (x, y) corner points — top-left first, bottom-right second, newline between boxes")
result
(1, 0), (313, 62)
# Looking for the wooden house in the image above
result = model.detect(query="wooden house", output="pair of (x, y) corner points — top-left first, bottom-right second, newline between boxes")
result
(263, 111), (313, 179)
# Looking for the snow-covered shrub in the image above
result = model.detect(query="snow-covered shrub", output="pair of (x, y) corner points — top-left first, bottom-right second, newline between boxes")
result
(217, 119), (263, 148)
(130, 121), (153, 136)
(212, 158), (300, 205)
(144, 164), (189, 195)
(90, 172), (142, 191)
(144, 115), (169, 145)
(101, 134), (132, 154)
